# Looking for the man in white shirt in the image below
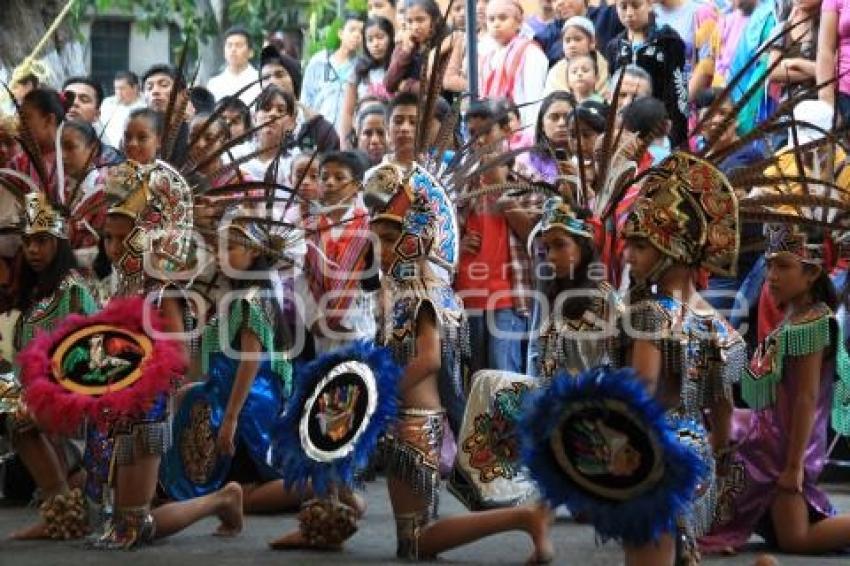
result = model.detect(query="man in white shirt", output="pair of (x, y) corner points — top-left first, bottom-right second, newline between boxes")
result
(207, 26), (262, 106)
(100, 71), (145, 147)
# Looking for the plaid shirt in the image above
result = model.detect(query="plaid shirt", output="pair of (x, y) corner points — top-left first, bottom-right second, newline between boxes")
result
(457, 177), (543, 317)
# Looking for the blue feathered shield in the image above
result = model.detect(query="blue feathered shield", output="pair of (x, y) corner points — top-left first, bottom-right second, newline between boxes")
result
(520, 366), (707, 545)
(275, 341), (400, 495)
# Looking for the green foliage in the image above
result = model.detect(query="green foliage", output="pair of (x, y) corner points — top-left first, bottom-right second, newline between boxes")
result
(72, 0), (216, 56)
(303, 0), (367, 60)
(71, 0), (366, 63)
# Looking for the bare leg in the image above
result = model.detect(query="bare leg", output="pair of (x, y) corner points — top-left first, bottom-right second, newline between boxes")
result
(418, 503), (554, 564)
(771, 491), (850, 553)
(152, 482), (244, 538)
(624, 535), (675, 566)
(114, 453), (160, 508)
(9, 429), (67, 540)
(388, 475), (553, 564)
(242, 480), (303, 514)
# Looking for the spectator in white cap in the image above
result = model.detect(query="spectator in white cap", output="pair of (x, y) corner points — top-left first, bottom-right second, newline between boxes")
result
(543, 16), (609, 97)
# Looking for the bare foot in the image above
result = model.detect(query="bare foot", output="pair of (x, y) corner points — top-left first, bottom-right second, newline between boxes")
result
(9, 522), (49, 540)
(214, 482), (244, 537)
(753, 554), (779, 566)
(340, 491), (367, 519)
(525, 503), (555, 564)
(269, 529), (311, 550)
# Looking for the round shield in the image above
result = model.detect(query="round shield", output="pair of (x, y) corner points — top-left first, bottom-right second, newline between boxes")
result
(300, 360), (378, 463)
(276, 341), (400, 495)
(549, 398), (664, 501)
(520, 366), (707, 546)
(50, 324), (152, 396)
(19, 296), (185, 434)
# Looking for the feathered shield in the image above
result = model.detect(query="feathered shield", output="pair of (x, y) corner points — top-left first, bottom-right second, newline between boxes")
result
(520, 366), (706, 545)
(18, 296), (186, 433)
(275, 341), (401, 495)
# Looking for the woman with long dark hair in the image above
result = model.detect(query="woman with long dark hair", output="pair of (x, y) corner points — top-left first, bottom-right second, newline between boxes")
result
(10, 88), (69, 194)
(341, 16), (395, 147)
(60, 120), (109, 272)
(514, 91), (575, 187)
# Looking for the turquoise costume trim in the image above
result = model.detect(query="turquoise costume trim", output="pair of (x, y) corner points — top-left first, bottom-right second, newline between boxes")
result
(16, 270), (97, 350)
(743, 304), (839, 410)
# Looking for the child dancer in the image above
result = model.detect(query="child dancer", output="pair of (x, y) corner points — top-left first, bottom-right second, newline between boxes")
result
(91, 160), (243, 548)
(621, 152), (747, 564)
(367, 163), (553, 563)
(451, 197), (622, 511)
(161, 209), (300, 513)
(544, 16), (610, 97)
(701, 224), (850, 556)
(1, 188), (97, 540)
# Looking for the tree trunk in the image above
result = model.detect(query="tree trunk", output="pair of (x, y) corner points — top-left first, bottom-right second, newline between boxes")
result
(197, 0), (226, 85)
(0, 0), (87, 90)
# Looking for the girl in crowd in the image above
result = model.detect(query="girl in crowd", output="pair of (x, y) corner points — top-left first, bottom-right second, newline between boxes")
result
(122, 108), (162, 165)
(385, 0), (447, 95)
(544, 16), (610, 98)
(59, 120), (108, 272)
(515, 91), (575, 186)
(354, 101), (390, 166)
(340, 16), (394, 146)
(10, 89), (67, 193)
(491, 98), (533, 150)
(701, 225), (850, 556)
(3, 191), (97, 541)
(621, 153), (747, 564)
(564, 100), (609, 202)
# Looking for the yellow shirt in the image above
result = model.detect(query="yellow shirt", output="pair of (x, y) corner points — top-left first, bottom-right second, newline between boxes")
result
(755, 147), (850, 217)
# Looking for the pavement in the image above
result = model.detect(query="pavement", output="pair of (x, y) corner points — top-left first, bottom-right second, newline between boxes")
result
(1, 479), (848, 565)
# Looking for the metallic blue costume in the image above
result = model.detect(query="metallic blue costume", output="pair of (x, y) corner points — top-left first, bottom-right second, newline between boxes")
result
(161, 289), (291, 499)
